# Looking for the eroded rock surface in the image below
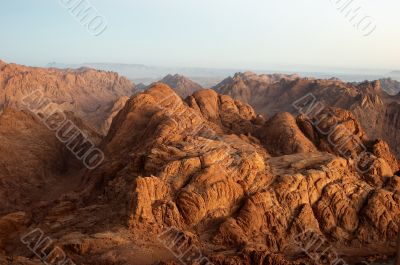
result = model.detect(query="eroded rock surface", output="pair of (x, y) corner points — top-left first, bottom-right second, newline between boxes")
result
(0, 108), (70, 215)
(0, 83), (399, 265)
(0, 61), (135, 133)
(256, 112), (317, 156)
(82, 84), (400, 264)
(214, 72), (400, 159)
(160, 74), (203, 98)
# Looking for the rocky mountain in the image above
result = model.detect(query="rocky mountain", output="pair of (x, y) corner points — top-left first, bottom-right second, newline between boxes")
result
(380, 78), (400, 95)
(214, 72), (400, 158)
(159, 74), (203, 98)
(1, 81), (399, 264)
(128, 74), (204, 98)
(0, 103), (104, 216)
(214, 72), (299, 111)
(48, 62), (396, 86)
(0, 61), (135, 133)
(135, 82), (148, 92)
(99, 96), (130, 134)
(47, 62), (234, 87)
(0, 108), (69, 215)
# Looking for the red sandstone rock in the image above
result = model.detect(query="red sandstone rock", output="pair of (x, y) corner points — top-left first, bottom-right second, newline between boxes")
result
(0, 79), (399, 265)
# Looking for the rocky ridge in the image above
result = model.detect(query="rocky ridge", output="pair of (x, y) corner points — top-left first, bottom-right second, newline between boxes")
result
(214, 72), (400, 158)
(380, 78), (400, 95)
(0, 77), (399, 264)
(159, 74), (204, 98)
(0, 61), (135, 133)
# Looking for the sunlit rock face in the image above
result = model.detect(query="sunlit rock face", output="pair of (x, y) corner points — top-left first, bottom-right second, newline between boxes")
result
(0, 80), (399, 265)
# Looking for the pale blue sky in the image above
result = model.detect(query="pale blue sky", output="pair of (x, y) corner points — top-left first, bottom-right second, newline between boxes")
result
(0, 0), (399, 70)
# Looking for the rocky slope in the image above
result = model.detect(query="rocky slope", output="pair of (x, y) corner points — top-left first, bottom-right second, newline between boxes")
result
(1, 83), (399, 264)
(0, 61), (135, 133)
(0, 108), (71, 216)
(159, 74), (203, 98)
(84, 85), (400, 264)
(0, 101), (107, 218)
(214, 72), (400, 158)
(99, 96), (130, 134)
(380, 78), (400, 95)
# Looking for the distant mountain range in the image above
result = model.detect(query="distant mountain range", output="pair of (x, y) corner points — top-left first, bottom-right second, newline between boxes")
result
(47, 62), (400, 87)
(47, 62), (236, 87)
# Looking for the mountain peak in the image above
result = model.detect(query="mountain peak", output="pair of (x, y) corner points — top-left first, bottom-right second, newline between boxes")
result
(240, 71), (257, 77)
(380, 78), (400, 95)
(159, 74), (203, 98)
(232, 71), (300, 83)
(233, 71), (256, 79)
(357, 80), (383, 95)
(0, 60), (7, 70)
(162, 73), (185, 81)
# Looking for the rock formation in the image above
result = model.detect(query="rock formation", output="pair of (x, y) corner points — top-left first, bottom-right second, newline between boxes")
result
(214, 72), (400, 159)
(380, 78), (400, 95)
(0, 61), (135, 133)
(0, 71), (399, 265)
(0, 108), (69, 215)
(160, 74), (203, 98)
(100, 96), (130, 134)
(256, 112), (317, 156)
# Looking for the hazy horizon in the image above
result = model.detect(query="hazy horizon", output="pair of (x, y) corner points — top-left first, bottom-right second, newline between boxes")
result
(1, 0), (399, 71)
(2, 59), (398, 86)
(2, 59), (398, 74)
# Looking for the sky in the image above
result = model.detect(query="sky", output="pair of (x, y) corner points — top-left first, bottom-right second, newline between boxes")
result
(0, 0), (399, 71)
